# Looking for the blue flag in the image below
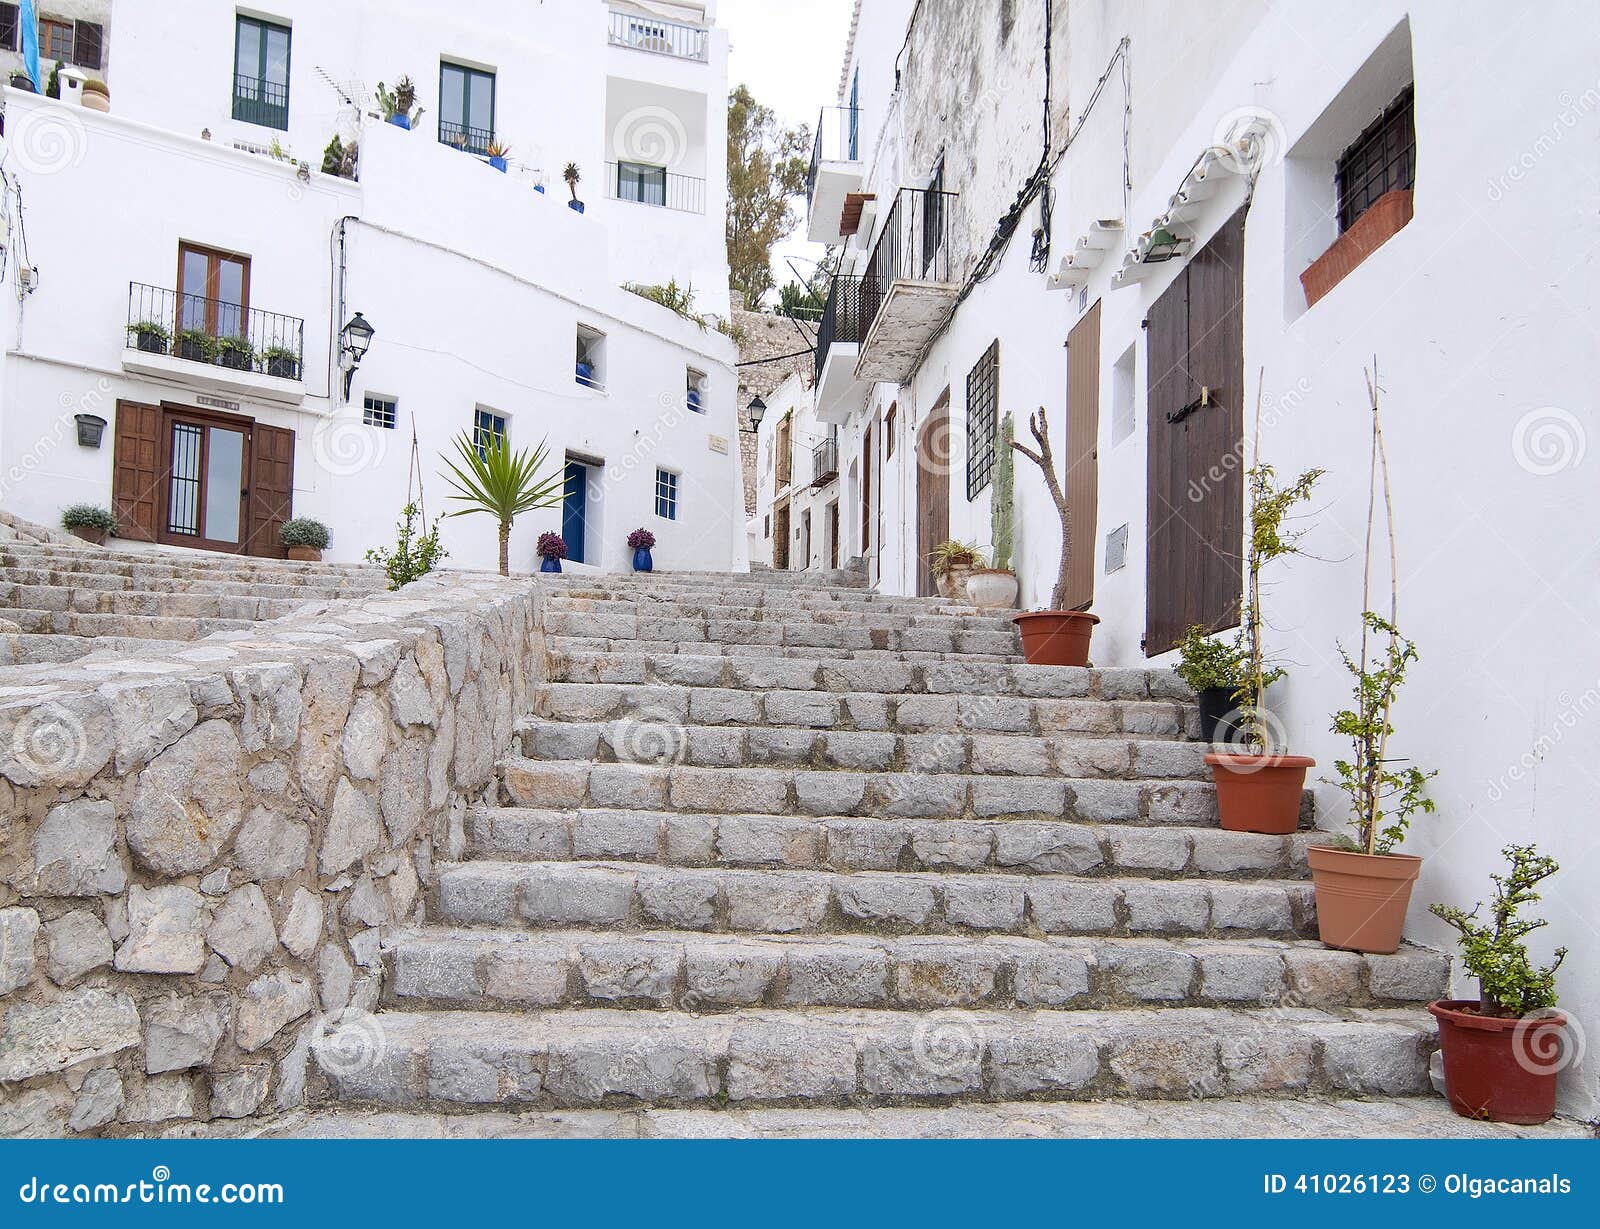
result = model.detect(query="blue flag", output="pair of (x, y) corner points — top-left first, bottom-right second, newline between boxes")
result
(19, 0), (40, 92)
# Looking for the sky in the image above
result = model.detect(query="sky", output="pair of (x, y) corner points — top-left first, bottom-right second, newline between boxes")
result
(719, 0), (858, 302)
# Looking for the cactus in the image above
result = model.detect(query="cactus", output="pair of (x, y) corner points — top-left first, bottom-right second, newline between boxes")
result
(991, 412), (1015, 572)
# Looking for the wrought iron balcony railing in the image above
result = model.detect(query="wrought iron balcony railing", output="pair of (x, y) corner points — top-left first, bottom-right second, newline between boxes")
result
(232, 73), (288, 130)
(126, 282), (305, 381)
(811, 436), (840, 488)
(860, 186), (959, 337)
(607, 11), (708, 62)
(604, 162), (707, 214)
(808, 104), (861, 201)
(814, 273), (865, 383)
(439, 120), (496, 157)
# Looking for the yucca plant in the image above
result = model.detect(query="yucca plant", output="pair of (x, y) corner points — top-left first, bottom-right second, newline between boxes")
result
(441, 431), (565, 576)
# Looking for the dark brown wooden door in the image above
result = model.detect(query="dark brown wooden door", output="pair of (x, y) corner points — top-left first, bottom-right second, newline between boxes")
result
(1064, 301), (1102, 612)
(772, 501), (790, 569)
(1145, 207), (1247, 656)
(246, 423), (296, 557)
(827, 500), (840, 568)
(916, 394), (951, 597)
(112, 401), (163, 542)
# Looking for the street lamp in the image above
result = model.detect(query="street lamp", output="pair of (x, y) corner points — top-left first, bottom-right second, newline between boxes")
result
(744, 395), (767, 433)
(339, 311), (375, 400)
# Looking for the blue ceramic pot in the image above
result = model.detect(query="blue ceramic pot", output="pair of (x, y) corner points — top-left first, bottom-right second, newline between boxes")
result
(489, 156), (508, 172)
(569, 199), (585, 214)
(539, 556), (562, 573)
(632, 547), (653, 573)
(388, 114), (411, 130)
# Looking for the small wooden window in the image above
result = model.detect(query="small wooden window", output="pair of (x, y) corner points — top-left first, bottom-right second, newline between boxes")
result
(965, 340), (1000, 499)
(176, 242), (250, 340)
(72, 20), (103, 69)
(40, 18), (73, 62)
(1335, 86), (1415, 233)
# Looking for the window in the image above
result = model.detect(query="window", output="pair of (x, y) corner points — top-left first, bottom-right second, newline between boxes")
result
(687, 369), (707, 414)
(965, 340), (999, 498)
(655, 468), (679, 520)
(1335, 85), (1415, 233)
(576, 326), (605, 390)
(440, 61), (496, 155)
(176, 243), (250, 341)
(0, 5), (16, 53)
(616, 161), (668, 207)
(764, 515), (770, 539)
(1111, 343), (1136, 445)
(885, 403), (897, 459)
(70, 19), (102, 69)
(233, 15), (291, 130)
(921, 157), (946, 274)
(474, 408), (507, 457)
(40, 17), (72, 62)
(848, 68), (860, 160)
(363, 395), (397, 430)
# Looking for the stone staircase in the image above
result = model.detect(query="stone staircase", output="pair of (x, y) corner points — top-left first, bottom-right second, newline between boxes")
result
(309, 566), (1459, 1131)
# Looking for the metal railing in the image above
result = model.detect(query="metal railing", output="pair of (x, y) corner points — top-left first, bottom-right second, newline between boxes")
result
(603, 162), (706, 214)
(125, 282), (305, 380)
(439, 120), (496, 157)
(232, 73), (288, 130)
(607, 11), (708, 62)
(808, 104), (862, 200)
(815, 273), (865, 382)
(811, 437), (840, 487)
(860, 186), (959, 338)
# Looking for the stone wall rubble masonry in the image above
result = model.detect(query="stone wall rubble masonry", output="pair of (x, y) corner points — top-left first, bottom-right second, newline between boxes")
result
(0, 572), (543, 1136)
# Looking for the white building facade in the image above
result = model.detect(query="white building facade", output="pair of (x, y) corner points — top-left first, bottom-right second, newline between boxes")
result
(749, 369), (847, 572)
(787, 0), (1600, 1118)
(0, 0), (744, 574)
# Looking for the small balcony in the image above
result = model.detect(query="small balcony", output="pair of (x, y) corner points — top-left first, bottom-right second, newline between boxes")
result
(806, 105), (865, 245)
(608, 10), (708, 62)
(122, 282), (306, 405)
(232, 73), (287, 130)
(857, 186), (960, 383)
(439, 120), (496, 158)
(814, 273), (867, 425)
(811, 436), (839, 488)
(604, 162), (706, 213)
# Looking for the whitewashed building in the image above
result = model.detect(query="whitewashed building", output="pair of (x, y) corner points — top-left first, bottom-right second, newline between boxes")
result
(785, 0), (1600, 1118)
(0, 0), (744, 574)
(748, 369), (848, 572)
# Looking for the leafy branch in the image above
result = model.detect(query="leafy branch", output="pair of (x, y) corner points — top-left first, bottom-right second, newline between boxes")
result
(1430, 845), (1567, 1017)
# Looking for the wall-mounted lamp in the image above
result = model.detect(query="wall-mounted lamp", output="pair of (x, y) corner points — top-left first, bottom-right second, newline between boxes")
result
(744, 395), (767, 433)
(74, 414), (107, 449)
(338, 311), (375, 400)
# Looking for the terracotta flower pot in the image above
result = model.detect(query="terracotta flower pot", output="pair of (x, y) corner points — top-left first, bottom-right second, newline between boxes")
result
(1013, 611), (1099, 667)
(1203, 753), (1313, 835)
(1428, 1000), (1568, 1124)
(935, 564), (973, 599)
(67, 526), (107, 546)
(1305, 844), (1421, 954)
(287, 546), (323, 562)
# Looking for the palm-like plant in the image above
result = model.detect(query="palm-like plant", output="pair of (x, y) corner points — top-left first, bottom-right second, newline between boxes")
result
(441, 430), (565, 576)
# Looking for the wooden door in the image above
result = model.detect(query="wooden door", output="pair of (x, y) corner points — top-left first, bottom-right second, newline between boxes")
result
(1063, 301), (1102, 611)
(112, 401), (163, 542)
(245, 423), (296, 557)
(1145, 208), (1246, 656)
(915, 394), (951, 597)
(861, 421), (873, 573)
(773, 500), (790, 569)
(801, 509), (812, 569)
(827, 500), (840, 568)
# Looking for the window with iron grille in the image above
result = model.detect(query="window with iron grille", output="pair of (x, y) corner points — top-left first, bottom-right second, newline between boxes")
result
(233, 15), (291, 130)
(440, 61), (496, 155)
(1335, 85), (1415, 233)
(655, 468), (679, 520)
(965, 340), (1000, 499)
(363, 394), (397, 430)
(474, 408), (507, 457)
(0, 5), (17, 53)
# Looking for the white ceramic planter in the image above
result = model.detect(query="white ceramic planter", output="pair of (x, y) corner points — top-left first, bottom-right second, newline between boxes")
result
(965, 569), (1019, 609)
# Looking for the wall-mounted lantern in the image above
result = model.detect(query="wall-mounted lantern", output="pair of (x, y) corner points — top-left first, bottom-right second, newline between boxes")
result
(75, 414), (107, 448)
(744, 395), (767, 433)
(338, 311), (376, 400)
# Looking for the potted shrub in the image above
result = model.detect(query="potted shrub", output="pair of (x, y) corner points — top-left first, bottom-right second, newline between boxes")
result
(81, 78), (110, 112)
(1428, 845), (1570, 1124)
(929, 540), (978, 600)
(1009, 407), (1099, 666)
(537, 531), (568, 573)
(261, 345), (301, 380)
(628, 528), (656, 572)
(217, 335), (255, 372)
(61, 504), (117, 545)
(967, 412), (1020, 609)
(376, 76), (424, 130)
(486, 139), (512, 173)
(1173, 624), (1263, 745)
(280, 518), (331, 561)
(564, 162), (585, 213)
(175, 328), (217, 364)
(126, 321), (170, 355)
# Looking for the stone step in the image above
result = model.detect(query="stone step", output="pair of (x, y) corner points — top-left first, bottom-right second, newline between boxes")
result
(2, 607), (251, 640)
(516, 721), (1211, 780)
(0, 568), (369, 600)
(0, 632), (185, 667)
(543, 611), (1020, 655)
(548, 636), (1019, 664)
(544, 591), (1008, 623)
(435, 860), (1318, 939)
(549, 567), (867, 591)
(533, 682), (1196, 739)
(312, 1004), (1438, 1109)
(497, 758), (1292, 829)
(0, 542), (381, 575)
(386, 927), (1447, 1012)
(545, 599), (1019, 636)
(466, 808), (1310, 880)
(0, 582), (306, 620)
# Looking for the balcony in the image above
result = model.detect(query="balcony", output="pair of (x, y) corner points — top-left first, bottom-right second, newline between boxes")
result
(811, 436), (839, 488)
(814, 273), (867, 425)
(856, 186), (961, 383)
(608, 10), (708, 62)
(604, 162), (706, 213)
(806, 105), (865, 245)
(439, 121), (495, 157)
(122, 282), (306, 405)
(232, 73), (287, 130)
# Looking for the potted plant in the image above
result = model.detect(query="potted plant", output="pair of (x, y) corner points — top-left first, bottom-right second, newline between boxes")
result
(174, 328), (217, 364)
(280, 518), (331, 562)
(126, 321), (170, 355)
(1008, 407), (1099, 666)
(967, 412), (1020, 609)
(81, 78), (110, 112)
(1202, 386), (1323, 834)
(217, 335), (255, 372)
(1173, 624), (1263, 744)
(9, 71), (36, 93)
(929, 540), (978, 600)
(486, 139), (512, 173)
(537, 531), (568, 573)
(564, 162), (585, 213)
(628, 528), (656, 572)
(261, 345), (301, 380)
(376, 76), (424, 130)
(1428, 845), (1570, 1124)
(441, 431), (565, 576)
(61, 504), (117, 546)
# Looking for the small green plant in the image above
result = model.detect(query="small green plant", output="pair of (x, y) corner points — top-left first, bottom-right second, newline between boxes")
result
(174, 328), (218, 359)
(485, 138), (512, 160)
(126, 320), (170, 344)
(929, 540), (979, 576)
(280, 518), (331, 551)
(216, 335), (255, 365)
(1430, 845), (1567, 1018)
(61, 504), (118, 535)
(990, 412), (1015, 573)
(1173, 625), (1253, 695)
(366, 502), (448, 591)
(321, 135), (359, 179)
(623, 279), (708, 330)
(45, 61), (61, 99)
(441, 431), (566, 576)
(375, 76), (425, 127)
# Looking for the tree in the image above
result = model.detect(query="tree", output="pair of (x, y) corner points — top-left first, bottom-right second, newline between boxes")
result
(777, 280), (823, 318)
(441, 431), (566, 576)
(727, 85), (811, 310)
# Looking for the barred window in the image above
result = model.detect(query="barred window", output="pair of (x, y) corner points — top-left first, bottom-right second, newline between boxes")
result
(1335, 85), (1415, 233)
(363, 394), (397, 430)
(655, 468), (679, 520)
(965, 340), (1000, 499)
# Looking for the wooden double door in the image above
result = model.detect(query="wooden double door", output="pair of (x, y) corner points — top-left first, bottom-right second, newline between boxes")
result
(112, 400), (295, 556)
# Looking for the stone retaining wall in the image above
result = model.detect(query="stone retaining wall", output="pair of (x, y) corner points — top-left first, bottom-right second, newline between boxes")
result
(0, 573), (543, 1136)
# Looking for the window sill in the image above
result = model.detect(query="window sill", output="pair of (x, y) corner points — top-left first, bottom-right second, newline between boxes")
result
(1300, 189), (1413, 309)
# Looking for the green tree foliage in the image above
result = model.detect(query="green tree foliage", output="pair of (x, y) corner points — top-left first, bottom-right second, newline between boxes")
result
(1431, 846), (1566, 1017)
(727, 85), (811, 310)
(441, 431), (565, 577)
(366, 502), (448, 591)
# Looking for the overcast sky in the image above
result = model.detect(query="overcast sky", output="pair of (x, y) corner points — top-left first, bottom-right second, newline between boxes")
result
(720, 0), (857, 301)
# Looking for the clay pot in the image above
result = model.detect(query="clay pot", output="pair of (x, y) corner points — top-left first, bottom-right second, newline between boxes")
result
(935, 564), (973, 600)
(1305, 844), (1421, 954)
(287, 546), (323, 562)
(1013, 611), (1099, 667)
(1203, 753), (1313, 835)
(67, 526), (107, 546)
(965, 569), (1018, 609)
(81, 84), (110, 113)
(1428, 1000), (1567, 1124)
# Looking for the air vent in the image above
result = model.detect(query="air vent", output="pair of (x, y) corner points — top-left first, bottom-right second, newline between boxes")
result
(1105, 523), (1130, 574)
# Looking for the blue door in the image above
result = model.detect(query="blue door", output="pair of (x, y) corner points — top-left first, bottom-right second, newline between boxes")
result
(562, 461), (587, 564)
